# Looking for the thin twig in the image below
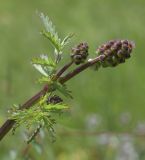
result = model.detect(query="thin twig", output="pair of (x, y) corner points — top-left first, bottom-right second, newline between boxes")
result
(27, 125), (42, 144)
(53, 60), (74, 81)
(59, 55), (105, 83)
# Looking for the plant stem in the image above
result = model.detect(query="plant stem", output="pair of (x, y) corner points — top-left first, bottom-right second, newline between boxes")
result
(27, 124), (42, 144)
(59, 55), (105, 83)
(53, 60), (73, 81)
(0, 55), (104, 141)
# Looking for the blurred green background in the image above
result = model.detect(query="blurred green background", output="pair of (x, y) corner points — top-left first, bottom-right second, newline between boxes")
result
(0, 0), (145, 159)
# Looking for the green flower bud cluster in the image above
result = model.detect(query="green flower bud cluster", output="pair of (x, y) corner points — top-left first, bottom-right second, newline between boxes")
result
(71, 42), (89, 65)
(96, 40), (135, 68)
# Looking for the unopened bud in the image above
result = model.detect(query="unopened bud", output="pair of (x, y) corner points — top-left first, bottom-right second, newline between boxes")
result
(97, 39), (135, 68)
(71, 42), (89, 65)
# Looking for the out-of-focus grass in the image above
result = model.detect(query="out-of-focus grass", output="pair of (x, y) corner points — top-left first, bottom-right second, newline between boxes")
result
(0, 0), (145, 159)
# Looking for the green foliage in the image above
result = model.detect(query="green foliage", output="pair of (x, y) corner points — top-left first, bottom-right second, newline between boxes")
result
(32, 14), (74, 89)
(32, 54), (56, 77)
(32, 55), (56, 67)
(40, 13), (73, 63)
(37, 76), (53, 84)
(40, 13), (62, 52)
(61, 33), (74, 49)
(9, 94), (69, 142)
(7, 13), (73, 143)
(53, 82), (73, 98)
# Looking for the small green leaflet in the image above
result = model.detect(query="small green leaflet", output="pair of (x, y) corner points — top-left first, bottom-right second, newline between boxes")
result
(53, 82), (73, 98)
(40, 13), (62, 52)
(41, 30), (62, 53)
(32, 55), (56, 67)
(44, 103), (69, 111)
(37, 76), (53, 84)
(40, 13), (74, 53)
(33, 64), (48, 76)
(61, 33), (74, 48)
(32, 55), (56, 77)
(40, 13), (55, 34)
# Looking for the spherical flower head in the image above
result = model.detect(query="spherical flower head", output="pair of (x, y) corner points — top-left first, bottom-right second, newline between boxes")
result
(96, 40), (135, 68)
(71, 42), (89, 65)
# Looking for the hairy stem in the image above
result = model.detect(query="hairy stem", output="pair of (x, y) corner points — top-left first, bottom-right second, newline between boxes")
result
(0, 55), (104, 141)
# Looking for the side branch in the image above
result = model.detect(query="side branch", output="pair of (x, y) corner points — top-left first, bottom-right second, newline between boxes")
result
(59, 55), (105, 83)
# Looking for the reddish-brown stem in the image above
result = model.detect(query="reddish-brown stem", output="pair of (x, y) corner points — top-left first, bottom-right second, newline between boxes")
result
(0, 55), (104, 141)
(59, 55), (105, 83)
(53, 60), (74, 81)
(0, 87), (49, 141)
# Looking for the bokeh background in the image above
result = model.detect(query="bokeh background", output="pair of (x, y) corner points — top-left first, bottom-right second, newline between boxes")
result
(0, 0), (145, 159)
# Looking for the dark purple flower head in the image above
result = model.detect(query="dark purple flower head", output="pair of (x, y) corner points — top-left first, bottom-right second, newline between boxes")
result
(71, 42), (89, 65)
(47, 95), (63, 105)
(96, 40), (135, 67)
